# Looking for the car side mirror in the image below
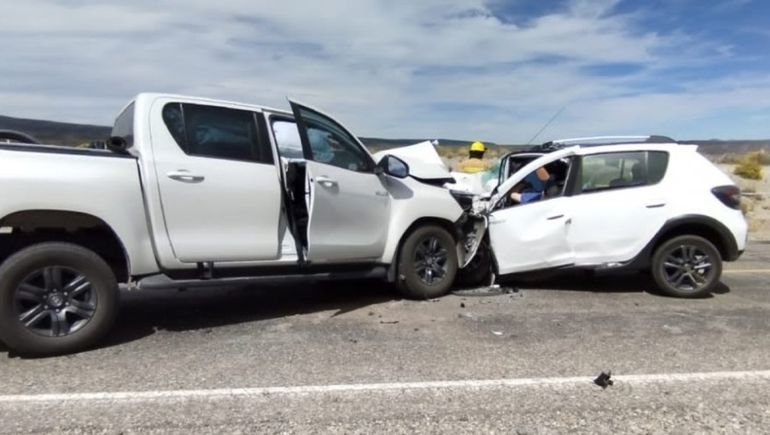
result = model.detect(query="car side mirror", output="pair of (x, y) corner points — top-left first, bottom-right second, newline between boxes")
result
(377, 154), (409, 179)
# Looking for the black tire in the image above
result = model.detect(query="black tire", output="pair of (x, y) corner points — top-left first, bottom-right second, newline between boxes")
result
(651, 235), (722, 298)
(396, 225), (458, 299)
(456, 241), (492, 288)
(0, 243), (119, 356)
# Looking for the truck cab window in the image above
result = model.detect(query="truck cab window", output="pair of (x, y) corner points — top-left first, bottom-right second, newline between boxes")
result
(295, 107), (374, 173)
(161, 103), (272, 164)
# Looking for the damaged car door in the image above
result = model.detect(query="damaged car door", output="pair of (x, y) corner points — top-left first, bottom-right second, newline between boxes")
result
(486, 149), (577, 275)
(289, 100), (391, 262)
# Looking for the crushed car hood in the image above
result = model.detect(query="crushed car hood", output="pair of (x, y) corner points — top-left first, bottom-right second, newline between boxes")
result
(373, 141), (453, 180)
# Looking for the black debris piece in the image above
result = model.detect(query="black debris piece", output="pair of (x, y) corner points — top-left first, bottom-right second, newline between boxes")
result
(460, 302), (466, 308)
(594, 371), (614, 389)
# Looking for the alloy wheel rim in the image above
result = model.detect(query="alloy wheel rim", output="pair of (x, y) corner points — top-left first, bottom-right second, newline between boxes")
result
(415, 237), (449, 285)
(13, 266), (97, 337)
(661, 244), (714, 292)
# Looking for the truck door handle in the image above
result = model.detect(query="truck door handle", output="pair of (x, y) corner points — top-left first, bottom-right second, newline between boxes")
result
(547, 214), (564, 220)
(167, 170), (205, 183)
(315, 176), (338, 188)
(646, 203), (666, 209)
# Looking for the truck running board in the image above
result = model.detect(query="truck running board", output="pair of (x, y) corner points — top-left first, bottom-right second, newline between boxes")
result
(135, 267), (388, 291)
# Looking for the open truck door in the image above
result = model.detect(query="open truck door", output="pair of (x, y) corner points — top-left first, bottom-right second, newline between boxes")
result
(289, 100), (391, 262)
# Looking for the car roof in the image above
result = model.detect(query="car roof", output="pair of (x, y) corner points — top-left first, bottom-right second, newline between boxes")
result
(504, 135), (688, 158)
(549, 135), (676, 146)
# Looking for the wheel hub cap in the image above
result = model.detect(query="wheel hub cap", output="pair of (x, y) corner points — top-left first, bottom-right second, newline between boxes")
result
(415, 237), (449, 286)
(662, 244), (714, 292)
(13, 266), (98, 337)
(47, 293), (65, 308)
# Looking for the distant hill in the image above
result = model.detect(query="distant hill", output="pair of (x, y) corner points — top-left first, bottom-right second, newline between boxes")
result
(1, 114), (769, 154)
(679, 139), (770, 155)
(360, 138), (497, 148)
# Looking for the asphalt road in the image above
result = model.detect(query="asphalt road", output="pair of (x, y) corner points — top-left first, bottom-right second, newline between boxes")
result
(1, 243), (769, 434)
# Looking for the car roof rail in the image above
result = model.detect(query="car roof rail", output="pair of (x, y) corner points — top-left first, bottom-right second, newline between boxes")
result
(549, 135), (677, 146)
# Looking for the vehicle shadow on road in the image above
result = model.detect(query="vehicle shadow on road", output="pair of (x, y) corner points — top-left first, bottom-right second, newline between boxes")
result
(97, 280), (399, 350)
(504, 270), (731, 297)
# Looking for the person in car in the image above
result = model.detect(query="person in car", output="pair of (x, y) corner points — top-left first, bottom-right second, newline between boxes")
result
(510, 166), (551, 204)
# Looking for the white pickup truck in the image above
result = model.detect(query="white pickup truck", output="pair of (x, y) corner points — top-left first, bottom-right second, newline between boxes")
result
(0, 93), (485, 356)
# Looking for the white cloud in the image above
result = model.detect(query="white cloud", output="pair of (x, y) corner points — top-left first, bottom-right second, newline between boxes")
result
(0, 0), (767, 141)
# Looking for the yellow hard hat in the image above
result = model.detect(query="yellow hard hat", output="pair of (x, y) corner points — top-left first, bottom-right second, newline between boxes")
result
(470, 141), (486, 152)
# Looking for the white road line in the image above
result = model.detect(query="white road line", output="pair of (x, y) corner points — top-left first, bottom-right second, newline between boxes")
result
(723, 269), (770, 274)
(1, 370), (769, 404)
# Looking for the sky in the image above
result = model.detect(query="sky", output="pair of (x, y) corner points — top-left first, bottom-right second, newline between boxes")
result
(1, 0), (769, 143)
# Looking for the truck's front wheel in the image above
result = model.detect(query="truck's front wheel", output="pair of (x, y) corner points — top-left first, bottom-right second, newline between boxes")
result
(396, 225), (458, 299)
(0, 243), (119, 357)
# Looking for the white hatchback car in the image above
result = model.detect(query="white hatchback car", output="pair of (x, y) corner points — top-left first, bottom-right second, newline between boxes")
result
(455, 136), (748, 298)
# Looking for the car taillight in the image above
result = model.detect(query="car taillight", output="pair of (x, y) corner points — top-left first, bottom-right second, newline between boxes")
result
(711, 185), (741, 209)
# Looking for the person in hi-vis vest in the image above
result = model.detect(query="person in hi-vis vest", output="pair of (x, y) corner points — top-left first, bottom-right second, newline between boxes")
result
(456, 141), (490, 173)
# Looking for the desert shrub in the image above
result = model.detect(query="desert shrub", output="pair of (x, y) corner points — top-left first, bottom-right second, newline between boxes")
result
(734, 151), (764, 180)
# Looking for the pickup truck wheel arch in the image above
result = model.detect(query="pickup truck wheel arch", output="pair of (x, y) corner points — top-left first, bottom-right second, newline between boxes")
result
(387, 217), (458, 283)
(0, 210), (130, 283)
(393, 223), (459, 299)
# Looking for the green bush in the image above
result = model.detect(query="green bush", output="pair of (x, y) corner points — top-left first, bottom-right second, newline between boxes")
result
(734, 151), (764, 180)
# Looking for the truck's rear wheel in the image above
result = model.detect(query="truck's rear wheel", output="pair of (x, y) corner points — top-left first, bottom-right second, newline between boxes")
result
(0, 243), (119, 356)
(396, 225), (458, 299)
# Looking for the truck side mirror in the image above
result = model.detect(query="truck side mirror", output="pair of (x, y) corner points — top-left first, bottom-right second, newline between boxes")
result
(107, 136), (130, 154)
(377, 155), (409, 179)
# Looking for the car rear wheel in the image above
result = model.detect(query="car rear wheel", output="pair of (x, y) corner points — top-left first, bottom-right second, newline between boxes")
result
(651, 235), (722, 298)
(396, 225), (458, 299)
(0, 243), (119, 356)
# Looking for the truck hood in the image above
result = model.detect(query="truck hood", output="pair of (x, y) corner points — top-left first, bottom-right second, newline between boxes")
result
(373, 141), (452, 181)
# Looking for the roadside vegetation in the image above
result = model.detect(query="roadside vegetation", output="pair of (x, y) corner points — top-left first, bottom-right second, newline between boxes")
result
(733, 151), (765, 180)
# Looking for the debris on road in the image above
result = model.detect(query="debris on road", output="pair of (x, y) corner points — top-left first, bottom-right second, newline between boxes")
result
(380, 320), (399, 325)
(491, 331), (503, 336)
(452, 284), (520, 297)
(594, 371), (614, 389)
(460, 302), (466, 308)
